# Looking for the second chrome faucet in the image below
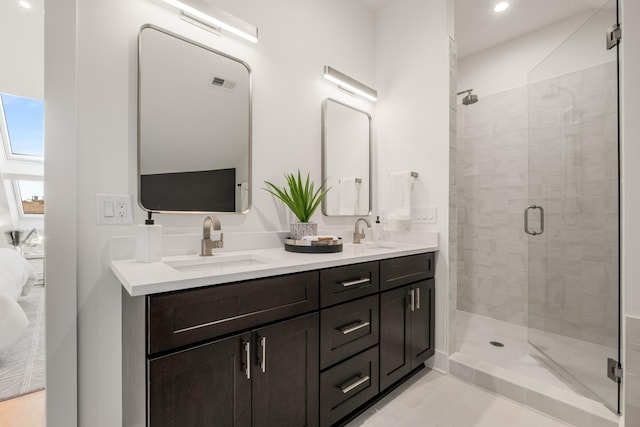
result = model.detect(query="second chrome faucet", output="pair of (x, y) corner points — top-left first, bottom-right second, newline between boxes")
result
(201, 216), (224, 256)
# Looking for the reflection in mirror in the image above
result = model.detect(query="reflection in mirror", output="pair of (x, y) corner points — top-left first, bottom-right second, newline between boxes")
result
(138, 25), (251, 213)
(322, 98), (372, 216)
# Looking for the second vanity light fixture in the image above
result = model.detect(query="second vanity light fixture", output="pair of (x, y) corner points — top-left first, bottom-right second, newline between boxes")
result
(160, 0), (258, 43)
(323, 66), (378, 102)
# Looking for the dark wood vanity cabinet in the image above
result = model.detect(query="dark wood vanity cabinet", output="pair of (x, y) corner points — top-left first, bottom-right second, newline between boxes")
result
(380, 279), (435, 391)
(148, 333), (252, 427)
(141, 252), (435, 427)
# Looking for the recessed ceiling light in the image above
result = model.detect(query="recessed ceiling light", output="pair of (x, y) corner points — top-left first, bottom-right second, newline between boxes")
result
(494, 2), (509, 13)
(19, 0), (31, 9)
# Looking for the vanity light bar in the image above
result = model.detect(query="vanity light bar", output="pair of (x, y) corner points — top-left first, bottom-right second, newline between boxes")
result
(160, 0), (258, 43)
(323, 66), (378, 102)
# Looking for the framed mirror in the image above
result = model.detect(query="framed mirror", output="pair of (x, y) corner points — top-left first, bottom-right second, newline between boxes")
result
(138, 24), (252, 214)
(321, 98), (372, 216)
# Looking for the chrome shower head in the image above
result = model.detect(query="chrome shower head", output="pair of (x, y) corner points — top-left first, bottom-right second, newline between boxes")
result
(463, 93), (478, 105)
(457, 89), (478, 105)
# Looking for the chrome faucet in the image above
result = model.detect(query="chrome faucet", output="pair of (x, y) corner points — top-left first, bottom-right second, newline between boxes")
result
(353, 218), (372, 244)
(201, 216), (224, 256)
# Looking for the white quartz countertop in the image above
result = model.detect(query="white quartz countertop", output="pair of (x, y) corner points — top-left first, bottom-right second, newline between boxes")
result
(112, 241), (438, 297)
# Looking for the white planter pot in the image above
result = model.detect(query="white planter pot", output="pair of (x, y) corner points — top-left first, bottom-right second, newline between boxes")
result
(290, 222), (318, 240)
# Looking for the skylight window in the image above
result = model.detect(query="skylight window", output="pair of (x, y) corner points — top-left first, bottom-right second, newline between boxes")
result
(1, 93), (44, 158)
(16, 180), (44, 215)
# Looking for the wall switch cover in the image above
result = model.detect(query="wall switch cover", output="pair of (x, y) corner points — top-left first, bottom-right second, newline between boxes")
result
(96, 194), (133, 225)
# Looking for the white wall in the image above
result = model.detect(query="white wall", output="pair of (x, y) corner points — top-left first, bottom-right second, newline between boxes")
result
(622, 0), (640, 318)
(47, 0), (376, 425)
(374, 0), (451, 362)
(458, 11), (599, 98)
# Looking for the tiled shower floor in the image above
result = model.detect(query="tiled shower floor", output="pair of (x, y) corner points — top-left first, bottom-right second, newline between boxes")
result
(456, 309), (618, 405)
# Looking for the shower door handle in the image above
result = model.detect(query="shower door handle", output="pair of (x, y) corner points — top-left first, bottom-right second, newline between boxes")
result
(524, 205), (544, 236)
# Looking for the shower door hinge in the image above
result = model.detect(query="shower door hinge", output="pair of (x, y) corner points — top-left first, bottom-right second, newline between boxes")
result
(606, 24), (621, 50)
(607, 358), (623, 383)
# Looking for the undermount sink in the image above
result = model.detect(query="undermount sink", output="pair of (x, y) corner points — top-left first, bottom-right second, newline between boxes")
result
(166, 254), (274, 274)
(344, 241), (406, 252)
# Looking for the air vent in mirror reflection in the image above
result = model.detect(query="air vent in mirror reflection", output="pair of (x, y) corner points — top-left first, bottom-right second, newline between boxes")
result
(211, 76), (236, 90)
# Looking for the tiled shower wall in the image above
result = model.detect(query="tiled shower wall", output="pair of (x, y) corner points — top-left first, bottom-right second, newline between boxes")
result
(456, 62), (618, 349)
(456, 85), (529, 325)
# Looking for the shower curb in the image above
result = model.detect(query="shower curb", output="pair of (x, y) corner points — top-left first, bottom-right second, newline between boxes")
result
(449, 352), (620, 427)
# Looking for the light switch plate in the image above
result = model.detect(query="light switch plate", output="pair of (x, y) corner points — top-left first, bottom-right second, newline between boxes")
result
(96, 193), (133, 225)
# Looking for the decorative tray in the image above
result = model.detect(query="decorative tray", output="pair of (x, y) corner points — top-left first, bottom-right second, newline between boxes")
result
(284, 237), (343, 254)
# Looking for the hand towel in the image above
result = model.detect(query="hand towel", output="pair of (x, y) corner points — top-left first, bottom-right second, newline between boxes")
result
(338, 177), (358, 215)
(239, 182), (249, 212)
(387, 171), (414, 220)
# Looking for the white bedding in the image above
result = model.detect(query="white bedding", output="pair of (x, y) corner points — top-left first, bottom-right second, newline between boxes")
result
(0, 248), (38, 354)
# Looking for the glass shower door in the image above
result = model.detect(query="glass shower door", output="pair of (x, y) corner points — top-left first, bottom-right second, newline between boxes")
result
(526, 0), (620, 412)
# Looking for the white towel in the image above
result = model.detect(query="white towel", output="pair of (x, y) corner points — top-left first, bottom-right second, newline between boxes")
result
(338, 177), (359, 215)
(239, 182), (249, 212)
(387, 171), (415, 220)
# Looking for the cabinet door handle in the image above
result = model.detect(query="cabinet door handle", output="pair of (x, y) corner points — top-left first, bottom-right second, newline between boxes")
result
(409, 288), (415, 311)
(416, 287), (421, 310)
(339, 375), (370, 394)
(243, 341), (251, 380)
(338, 321), (371, 335)
(260, 336), (266, 373)
(340, 278), (370, 288)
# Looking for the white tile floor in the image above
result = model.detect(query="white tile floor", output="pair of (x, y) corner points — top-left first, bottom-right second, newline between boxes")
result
(347, 369), (571, 427)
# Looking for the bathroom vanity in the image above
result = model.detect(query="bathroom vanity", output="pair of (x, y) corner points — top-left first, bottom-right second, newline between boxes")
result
(114, 242), (436, 427)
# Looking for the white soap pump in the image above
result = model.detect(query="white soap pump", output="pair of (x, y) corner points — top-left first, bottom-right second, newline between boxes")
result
(136, 211), (162, 262)
(372, 216), (384, 242)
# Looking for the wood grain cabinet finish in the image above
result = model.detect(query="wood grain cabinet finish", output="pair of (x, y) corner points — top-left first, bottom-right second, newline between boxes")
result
(149, 314), (319, 427)
(320, 294), (379, 370)
(320, 261), (379, 307)
(320, 346), (379, 427)
(252, 313), (319, 427)
(379, 253), (433, 291)
(147, 271), (319, 355)
(148, 332), (252, 427)
(379, 278), (435, 391)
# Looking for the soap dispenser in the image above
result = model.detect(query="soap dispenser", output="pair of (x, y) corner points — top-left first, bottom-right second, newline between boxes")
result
(136, 211), (162, 262)
(372, 216), (384, 242)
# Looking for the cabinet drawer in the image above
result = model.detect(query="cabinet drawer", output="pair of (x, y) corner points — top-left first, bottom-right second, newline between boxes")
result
(320, 295), (379, 370)
(320, 346), (379, 427)
(320, 261), (379, 307)
(380, 253), (434, 291)
(147, 271), (319, 355)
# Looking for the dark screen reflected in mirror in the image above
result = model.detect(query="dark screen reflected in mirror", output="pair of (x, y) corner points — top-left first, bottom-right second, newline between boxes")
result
(138, 25), (251, 213)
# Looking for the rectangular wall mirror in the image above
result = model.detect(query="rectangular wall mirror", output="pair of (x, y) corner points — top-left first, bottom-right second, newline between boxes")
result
(322, 98), (372, 216)
(138, 24), (252, 213)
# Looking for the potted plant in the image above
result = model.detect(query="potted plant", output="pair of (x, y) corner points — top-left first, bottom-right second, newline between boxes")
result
(264, 171), (330, 240)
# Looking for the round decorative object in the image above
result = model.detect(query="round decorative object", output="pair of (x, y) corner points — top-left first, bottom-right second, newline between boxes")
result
(290, 222), (318, 240)
(284, 237), (343, 254)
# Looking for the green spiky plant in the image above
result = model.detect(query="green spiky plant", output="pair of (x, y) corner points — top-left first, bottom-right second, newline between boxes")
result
(264, 171), (330, 223)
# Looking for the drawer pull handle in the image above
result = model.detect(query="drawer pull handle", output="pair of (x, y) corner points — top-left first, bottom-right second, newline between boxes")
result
(244, 341), (251, 380)
(339, 321), (371, 335)
(416, 287), (421, 310)
(409, 288), (415, 311)
(340, 278), (370, 288)
(339, 375), (370, 394)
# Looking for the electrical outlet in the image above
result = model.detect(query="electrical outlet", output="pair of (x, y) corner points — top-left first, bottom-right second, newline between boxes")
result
(411, 206), (437, 224)
(97, 194), (133, 225)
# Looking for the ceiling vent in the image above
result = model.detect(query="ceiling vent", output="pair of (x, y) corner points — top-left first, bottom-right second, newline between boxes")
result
(211, 76), (236, 90)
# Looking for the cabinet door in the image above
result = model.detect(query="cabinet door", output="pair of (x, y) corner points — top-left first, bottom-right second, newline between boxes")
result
(379, 285), (411, 391)
(148, 333), (251, 427)
(252, 313), (319, 427)
(410, 279), (435, 369)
